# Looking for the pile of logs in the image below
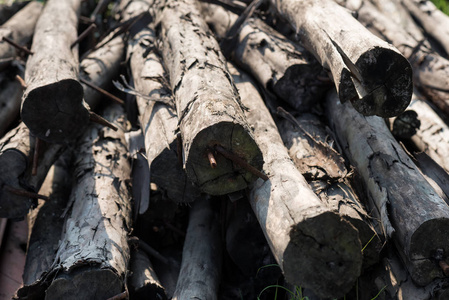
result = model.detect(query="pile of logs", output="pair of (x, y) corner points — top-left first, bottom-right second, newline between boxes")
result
(1, 0), (449, 299)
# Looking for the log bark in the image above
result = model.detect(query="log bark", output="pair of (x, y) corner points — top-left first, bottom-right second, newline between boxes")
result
(0, 67), (25, 137)
(21, 0), (90, 144)
(325, 89), (449, 286)
(277, 112), (381, 268)
(44, 103), (132, 299)
(230, 63), (362, 298)
(158, 0), (263, 195)
(172, 197), (222, 300)
(0, 1), (43, 71)
(0, 1), (29, 26)
(270, 0), (413, 117)
(200, 3), (328, 112)
(128, 21), (200, 203)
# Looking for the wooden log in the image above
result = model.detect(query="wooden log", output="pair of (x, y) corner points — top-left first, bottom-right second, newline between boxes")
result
(21, 0), (90, 144)
(270, 0), (412, 117)
(200, 3), (328, 112)
(14, 151), (73, 300)
(0, 68), (25, 137)
(325, 89), (449, 286)
(390, 109), (421, 139)
(0, 1), (29, 26)
(276, 112), (381, 268)
(172, 197), (222, 300)
(158, 0), (263, 195)
(44, 103), (132, 299)
(230, 63), (362, 298)
(128, 21), (200, 203)
(0, 1), (43, 71)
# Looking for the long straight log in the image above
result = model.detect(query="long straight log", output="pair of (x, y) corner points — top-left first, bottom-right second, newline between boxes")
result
(325, 89), (449, 286)
(270, 0), (412, 117)
(0, 68), (25, 137)
(230, 63), (362, 298)
(200, 3), (328, 112)
(21, 0), (90, 143)
(158, 0), (263, 195)
(44, 104), (132, 299)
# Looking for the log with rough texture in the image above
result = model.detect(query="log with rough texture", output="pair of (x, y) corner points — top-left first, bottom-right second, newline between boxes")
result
(172, 197), (222, 300)
(0, 1), (43, 71)
(158, 0), (263, 195)
(0, 67), (25, 137)
(270, 0), (413, 117)
(326, 89), (449, 286)
(201, 3), (328, 111)
(231, 63), (362, 298)
(128, 20), (200, 203)
(277, 112), (381, 268)
(45, 104), (132, 299)
(21, 0), (90, 143)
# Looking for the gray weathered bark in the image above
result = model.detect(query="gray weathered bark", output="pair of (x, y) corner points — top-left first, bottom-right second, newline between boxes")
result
(0, 1), (30, 26)
(270, 0), (413, 117)
(128, 21), (200, 203)
(45, 104), (132, 299)
(21, 0), (90, 144)
(172, 197), (222, 300)
(158, 0), (263, 195)
(231, 63), (362, 298)
(0, 67), (25, 137)
(326, 89), (449, 286)
(200, 3), (328, 112)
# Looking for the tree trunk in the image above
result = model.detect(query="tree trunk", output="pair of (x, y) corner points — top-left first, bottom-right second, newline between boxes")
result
(21, 0), (90, 144)
(0, 68), (25, 137)
(158, 0), (263, 195)
(230, 63), (362, 298)
(44, 104), (132, 300)
(172, 197), (222, 300)
(270, 0), (413, 117)
(325, 89), (449, 286)
(128, 22), (200, 203)
(200, 3), (328, 112)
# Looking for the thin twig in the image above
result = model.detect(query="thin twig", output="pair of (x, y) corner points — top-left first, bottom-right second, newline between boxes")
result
(15, 75), (27, 89)
(128, 236), (170, 265)
(106, 291), (128, 300)
(89, 111), (118, 131)
(163, 220), (186, 237)
(215, 145), (268, 181)
(80, 77), (124, 105)
(71, 23), (97, 49)
(3, 185), (49, 201)
(2, 36), (33, 55)
(207, 149), (217, 168)
(32, 137), (40, 176)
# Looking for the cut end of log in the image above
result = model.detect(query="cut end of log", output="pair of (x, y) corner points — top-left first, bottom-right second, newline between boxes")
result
(392, 110), (421, 139)
(185, 122), (263, 195)
(21, 79), (90, 143)
(339, 47), (413, 118)
(283, 211), (362, 299)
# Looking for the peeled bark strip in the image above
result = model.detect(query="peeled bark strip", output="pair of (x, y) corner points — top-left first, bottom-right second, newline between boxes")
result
(326, 89), (449, 286)
(21, 0), (90, 143)
(201, 3), (328, 112)
(0, 67), (25, 137)
(277, 113), (381, 268)
(270, 0), (412, 117)
(172, 197), (222, 300)
(128, 23), (200, 203)
(45, 104), (132, 299)
(0, 1), (43, 71)
(158, 0), (263, 195)
(230, 64), (362, 298)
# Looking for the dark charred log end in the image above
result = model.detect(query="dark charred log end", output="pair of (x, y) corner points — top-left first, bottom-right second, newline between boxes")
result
(21, 79), (90, 143)
(283, 211), (362, 299)
(46, 267), (123, 300)
(186, 122), (263, 195)
(409, 218), (449, 286)
(392, 110), (421, 139)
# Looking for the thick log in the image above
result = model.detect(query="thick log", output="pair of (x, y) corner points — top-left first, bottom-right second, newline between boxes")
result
(158, 0), (263, 195)
(0, 1), (42, 71)
(128, 21), (200, 203)
(0, 1), (29, 26)
(200, 3), (328, 112)
(230, 63), (362, 298)
(270, 0), (412, 117)
(277, 112), (381, 268)
(172, 197), (222, 300)
(325, 89), (449, 286)
(0, 68), (25, 137)
(21, 0), (90, 143)
(44, 104), (132, 299)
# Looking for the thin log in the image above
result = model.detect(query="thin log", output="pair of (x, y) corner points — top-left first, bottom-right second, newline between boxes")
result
(325, 89), (449, 286)
(21, 0), (90, 143)
(172, 197), (222, 300)
(201, 2), (329, 112)
(0, 67), (25, 137)
(270, 0), (412, 117)
(158, 0), (263, 195)
(45, 104), (132, 299)
(230, 63), (362, 298)
(0, 1), (30, 26)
